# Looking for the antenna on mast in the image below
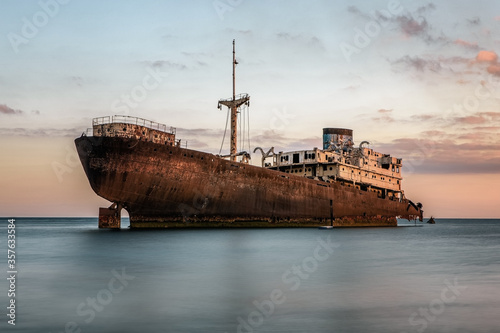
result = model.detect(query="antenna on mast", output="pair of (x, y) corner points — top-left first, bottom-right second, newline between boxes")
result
(217, 39), (250, 162)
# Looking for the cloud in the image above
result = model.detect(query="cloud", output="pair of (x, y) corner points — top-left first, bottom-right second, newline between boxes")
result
(181, 138), (209, 150)
(0, 127), (80, 137)
(471, 126), (500, 132)
(395, 14), (448, 44)
(275, 33), (325, 50)
(147, 60), (187, 70)
(454, 39), (479, 51)
(341, 84), (360, 91)
(476, 50), (498, 63)
(0, 104), (24, 115)
(391, 4), (448, 45)
(69, 76), (84, 87)
(455, 115), (489, 125)
(467, 17), (481, 25)
(225, 28), (252, 35)
(397, 16), (429, 36)
(347, 5), (371, 19)
(252, 130), (288, 147)
(390, 53), (475, 77)
(364, 111), (500, 132)
(371, 109), (395, 122)
(475, 51), (500, 76)
(421, 111), (500, 127)
(181, 51), (212, 58)
(372, 111), (500, 174)
(347, 3), (448, 46)
(420, 130), (446, 137)
(176, 127), (224, 139)
(391, 55), (442, 72)
(486, 64), (500, 76)
(413, 114), (440, 122)
(416, 3), (436, 14)
(379, 137), (500, 174)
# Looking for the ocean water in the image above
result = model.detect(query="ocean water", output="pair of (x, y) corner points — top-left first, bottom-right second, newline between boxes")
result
(1, 218), (499, 333)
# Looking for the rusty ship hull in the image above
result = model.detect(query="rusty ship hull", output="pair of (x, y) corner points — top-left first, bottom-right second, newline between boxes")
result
(75, 135), (421, 228)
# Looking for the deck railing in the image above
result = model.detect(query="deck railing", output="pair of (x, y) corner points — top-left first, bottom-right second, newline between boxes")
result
(92, 115), (176, 134)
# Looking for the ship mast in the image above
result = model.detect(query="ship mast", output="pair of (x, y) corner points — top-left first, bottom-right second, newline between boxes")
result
(218, 39), (250, 162)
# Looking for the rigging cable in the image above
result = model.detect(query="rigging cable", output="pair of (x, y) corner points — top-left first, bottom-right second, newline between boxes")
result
(240, 107), (245, 151)
(247, 104), (251, 153)
(238, 110), (245, 151)
(219, 107), (230, 155)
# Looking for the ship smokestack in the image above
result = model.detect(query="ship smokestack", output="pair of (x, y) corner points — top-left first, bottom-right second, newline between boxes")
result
(323, 128), (353, 151)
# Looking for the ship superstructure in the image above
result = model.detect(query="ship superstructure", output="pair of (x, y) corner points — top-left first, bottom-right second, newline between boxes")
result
(264, 128), (405, 203)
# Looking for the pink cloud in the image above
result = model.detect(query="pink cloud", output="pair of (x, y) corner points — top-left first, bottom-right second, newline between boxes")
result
(476, 50), (498, 63)
(474, 51), (500, 76)
(378, 109), (393, 114)
(452, 112), (500, 125)
(0, 104), (24, 115)
(457, 115), (487, 124)
(454, 39), (478, 50)
(478, 112), (500, 119)
(487, 63), (500, 76)
(379, 137), (500, 174)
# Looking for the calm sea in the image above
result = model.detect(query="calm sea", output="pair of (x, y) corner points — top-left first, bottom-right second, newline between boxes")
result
(1, 218), (499, 333)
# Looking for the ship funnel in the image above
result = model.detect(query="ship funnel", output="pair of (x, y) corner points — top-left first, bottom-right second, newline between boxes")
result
(323, 128), (353, 151)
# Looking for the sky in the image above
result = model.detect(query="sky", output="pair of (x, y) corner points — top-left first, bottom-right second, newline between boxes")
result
(0, 0), (499, 218)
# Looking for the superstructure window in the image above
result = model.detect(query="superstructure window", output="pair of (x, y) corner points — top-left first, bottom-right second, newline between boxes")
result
(281, 155), (290, 162)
